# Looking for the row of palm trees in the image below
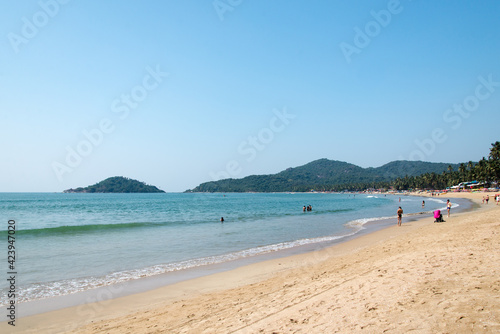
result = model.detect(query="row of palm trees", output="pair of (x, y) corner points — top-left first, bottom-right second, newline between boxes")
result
(392, 141), (500, 190)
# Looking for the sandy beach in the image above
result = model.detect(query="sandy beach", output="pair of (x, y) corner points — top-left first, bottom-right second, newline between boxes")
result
(6, 192), (500, 333)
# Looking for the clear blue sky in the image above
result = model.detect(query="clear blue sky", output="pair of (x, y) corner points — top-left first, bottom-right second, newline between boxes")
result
(1, 0), (499, 192)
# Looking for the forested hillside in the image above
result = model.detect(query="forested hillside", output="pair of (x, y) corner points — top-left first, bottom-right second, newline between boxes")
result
(187, 159), (461, 192)
(64, 177), (165, 193)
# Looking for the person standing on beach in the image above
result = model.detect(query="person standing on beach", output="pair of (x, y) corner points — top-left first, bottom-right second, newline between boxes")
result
(447, 200), (452, 217)
(397, 207), (403, 226)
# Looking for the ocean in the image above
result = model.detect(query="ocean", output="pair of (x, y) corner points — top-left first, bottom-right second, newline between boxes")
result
(0, 192), (462, 308)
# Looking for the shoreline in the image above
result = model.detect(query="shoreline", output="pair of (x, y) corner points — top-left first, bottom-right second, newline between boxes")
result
(1, 195), (463, 315)
(4, 192), (499, 333)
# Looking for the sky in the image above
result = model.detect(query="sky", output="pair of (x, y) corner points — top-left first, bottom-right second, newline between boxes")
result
(1, 0), (499, 192)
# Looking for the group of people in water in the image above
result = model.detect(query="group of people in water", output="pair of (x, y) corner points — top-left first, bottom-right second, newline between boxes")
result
(221, 205), (314, 223)
(222, 195), (467, 225)
(303, 205), (313, 212)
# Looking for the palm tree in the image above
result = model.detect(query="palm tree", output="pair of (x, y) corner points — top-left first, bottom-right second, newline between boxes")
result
(458, 163), (466, 183)
(467, 161), (475, 181)
(442, 171), (450, 188)
(489, 141), (500, 160)
(445, 165), (455, 187)
(476, 158), (488, 182)
(488, 141), (500, 183)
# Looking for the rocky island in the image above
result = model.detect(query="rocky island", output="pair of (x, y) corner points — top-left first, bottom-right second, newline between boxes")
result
(64, 176), (165, 193)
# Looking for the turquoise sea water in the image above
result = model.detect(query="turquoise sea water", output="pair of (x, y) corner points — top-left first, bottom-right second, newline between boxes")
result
(0, 192), (458, 306)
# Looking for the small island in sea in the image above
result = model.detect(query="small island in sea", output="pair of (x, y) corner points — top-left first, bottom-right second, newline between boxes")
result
(64, 176), (165, 193)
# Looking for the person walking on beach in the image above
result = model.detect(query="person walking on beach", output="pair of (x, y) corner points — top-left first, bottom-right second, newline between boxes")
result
(447, 200), (452, 217)
(397, 207), (403, 226)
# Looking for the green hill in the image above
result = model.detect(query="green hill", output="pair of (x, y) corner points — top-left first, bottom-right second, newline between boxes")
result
(187, 159), (460, 192)
(64, 177), (165, 193)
